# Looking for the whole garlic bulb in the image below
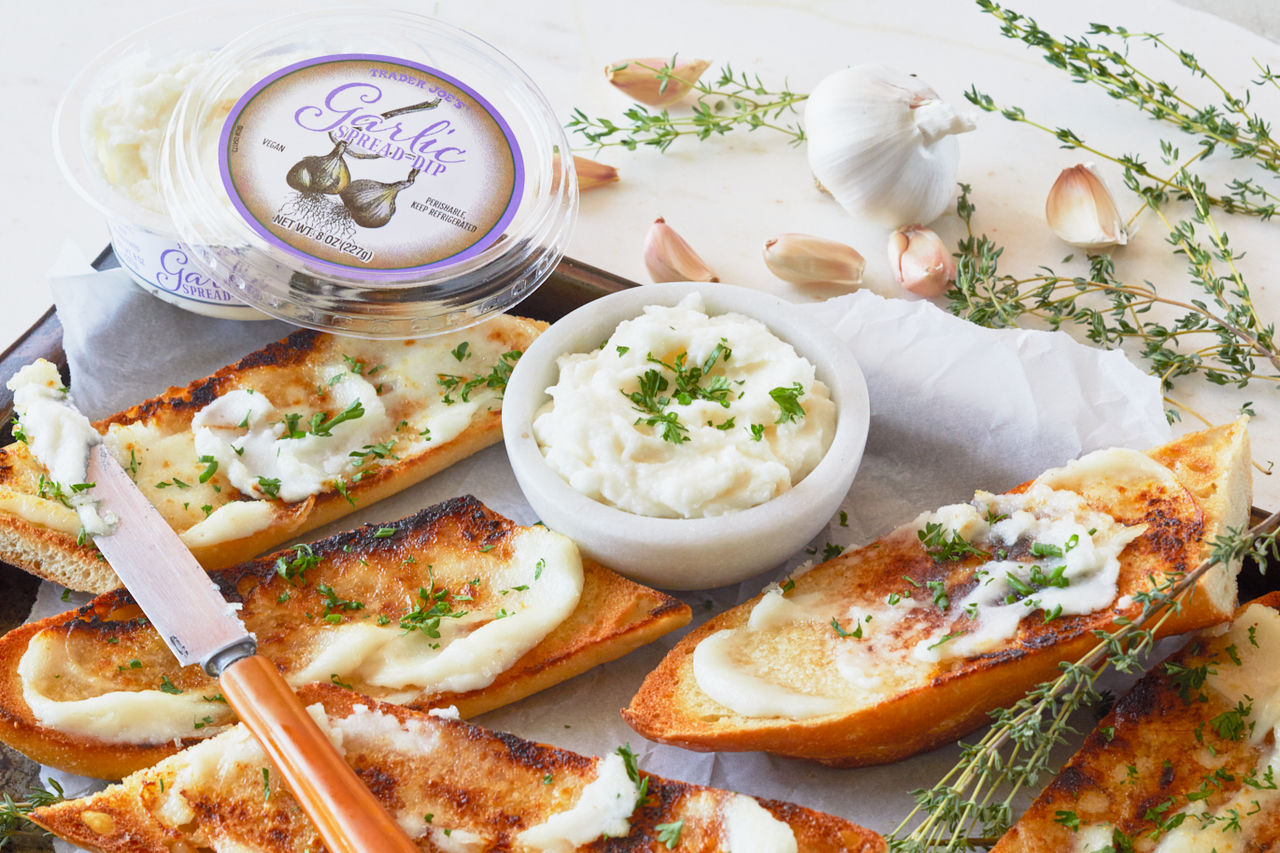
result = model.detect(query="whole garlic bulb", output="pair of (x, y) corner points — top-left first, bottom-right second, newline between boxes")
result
(805, 65), (976, 228)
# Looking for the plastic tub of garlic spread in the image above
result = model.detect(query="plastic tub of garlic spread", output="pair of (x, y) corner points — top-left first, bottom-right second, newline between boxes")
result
(53, 8), (278, 320)
(162, 9), (576, 338)
(55, 7), (576, 337)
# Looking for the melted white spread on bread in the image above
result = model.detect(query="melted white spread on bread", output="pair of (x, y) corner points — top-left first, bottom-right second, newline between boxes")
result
(722, 794), (797, 852)
(6, 360), (115, 536)
(291, 527), (582, 697)
(912, 474), (1147, 662)
(691, 447), (1162, 720)
(18, 526), (583, 742)
(515, 752), (638, 852)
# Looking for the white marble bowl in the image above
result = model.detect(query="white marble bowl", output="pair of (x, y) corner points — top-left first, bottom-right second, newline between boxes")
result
(502, 282), (870, 590)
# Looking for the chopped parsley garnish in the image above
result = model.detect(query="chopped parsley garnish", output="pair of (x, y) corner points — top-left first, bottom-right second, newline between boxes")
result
(310, 400), (365, 437)
(373, 526), (396, 538)
(330, 673), (355, 690)
(350, 440), (398, 462)
(927, 630), (968, 651)
(831, 617), (863, 639)
(158, 675), (183, 695)
(748, 423), (765, 441)
(451, 341), (471, 361)
(400, 574), (470, 639)
(333, 477), (356, 507)
(615, 743), (650, 809)
(274, 544), (321, 582)
(1209, 699), (1254, 742)
(317, 584), (364, 621)
(656, 819), (684, 848)
(926, 579), (950, 610)
(256, 477), (281, 499)
(197, 455), (218, 483)
(917, 522), (989, 562)
(280, 412), (307, 439)
(768, 382), (806, 423)
(1030, 541), (1063, 559)
(341, 354), (383, 375)
(437, 350), (522, 404)
(822, 542), (845, 561)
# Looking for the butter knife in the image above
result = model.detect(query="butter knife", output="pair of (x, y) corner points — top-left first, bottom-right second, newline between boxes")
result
(86, 442), (419, 853)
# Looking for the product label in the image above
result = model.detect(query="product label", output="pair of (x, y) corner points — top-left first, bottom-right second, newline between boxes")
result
(108, 221), (263, 319)
(219, 54), (523, 277)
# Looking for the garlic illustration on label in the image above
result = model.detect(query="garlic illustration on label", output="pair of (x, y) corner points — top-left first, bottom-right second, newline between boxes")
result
(220, 54), (522, 274)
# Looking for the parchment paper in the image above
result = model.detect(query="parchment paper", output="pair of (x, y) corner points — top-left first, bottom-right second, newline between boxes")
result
(36, 268), (1170, 843)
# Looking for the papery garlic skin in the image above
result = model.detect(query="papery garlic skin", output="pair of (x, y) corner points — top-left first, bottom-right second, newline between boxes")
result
(805, 65), (976, 228)
(643, 217), (718, 282)
(888, 225), (955, 298)
(569, 154), (619, 191)
(1045, 163), (1129, 251)
(606, 57), (711, 107)
(762, 234), (865, 287)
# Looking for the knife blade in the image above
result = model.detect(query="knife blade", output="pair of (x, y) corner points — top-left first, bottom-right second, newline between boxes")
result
(86, 443), (419, 853)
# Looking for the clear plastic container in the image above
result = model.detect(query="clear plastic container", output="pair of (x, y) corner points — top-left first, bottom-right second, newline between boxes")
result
(163, 9), (576, 338)
(55, 7), (576, 336)
(52, 7), (277, 320)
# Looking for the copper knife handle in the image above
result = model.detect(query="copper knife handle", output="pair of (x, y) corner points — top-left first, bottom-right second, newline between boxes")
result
(219, 654), (420, 853)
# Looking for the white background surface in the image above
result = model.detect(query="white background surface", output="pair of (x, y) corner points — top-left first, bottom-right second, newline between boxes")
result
(5, 1), (1280, 480)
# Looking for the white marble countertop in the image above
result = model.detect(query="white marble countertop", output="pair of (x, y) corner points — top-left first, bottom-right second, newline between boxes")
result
(5, 0), (1280, 514)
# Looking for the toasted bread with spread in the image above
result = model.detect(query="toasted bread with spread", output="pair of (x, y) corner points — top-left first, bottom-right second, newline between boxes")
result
(0, 496), (691, 779)
(0, 316), (542, 593)
(624, 420), (1251, 767)
(29, 682), (886, 853)
(994, 592), (1280, 852)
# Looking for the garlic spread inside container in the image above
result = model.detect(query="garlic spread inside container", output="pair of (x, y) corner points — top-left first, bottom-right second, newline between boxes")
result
(532, 294), (836, 519)
(86, 51), (215, 213)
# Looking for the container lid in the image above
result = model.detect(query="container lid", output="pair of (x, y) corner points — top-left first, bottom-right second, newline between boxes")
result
(163, 8), (576, 338)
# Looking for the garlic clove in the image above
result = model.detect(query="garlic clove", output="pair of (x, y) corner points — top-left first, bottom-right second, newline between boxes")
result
(888, 225), (955, 298)
(805, 65), (976, 228)
(1045, 163), (1129, 251)
(762, 233), (865, 287)
(606, 57), (711, 107)
(558, 153), (619, 191)
(644, 217), (718, 282)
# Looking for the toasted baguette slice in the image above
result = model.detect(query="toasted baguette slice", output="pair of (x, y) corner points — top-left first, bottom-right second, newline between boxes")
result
(994, 591), (1280, 852)
(30, 682), (886, 853)
(0, 316), (543, 593)
(625, 420), (1251, 767)
(0, 496), (691, 780)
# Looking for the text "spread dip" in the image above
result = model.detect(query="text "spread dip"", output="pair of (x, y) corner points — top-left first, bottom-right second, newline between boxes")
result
(532, 294), (836, 519)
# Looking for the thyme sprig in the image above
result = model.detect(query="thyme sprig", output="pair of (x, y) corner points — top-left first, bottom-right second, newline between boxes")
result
(949, 184), (1280, 400)
(950, 1), (1280, 411)
(567, 60), (806, 152)
(0, 778), (63, 848)
(889, 509), (1280, 851)
(971, 0), (1280, 219)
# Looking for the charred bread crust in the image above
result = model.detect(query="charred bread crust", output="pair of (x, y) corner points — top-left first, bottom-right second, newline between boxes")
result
(0, 496), (691, 779)
(30, 683), (886, 852)
(993, 591), (1280, 852)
